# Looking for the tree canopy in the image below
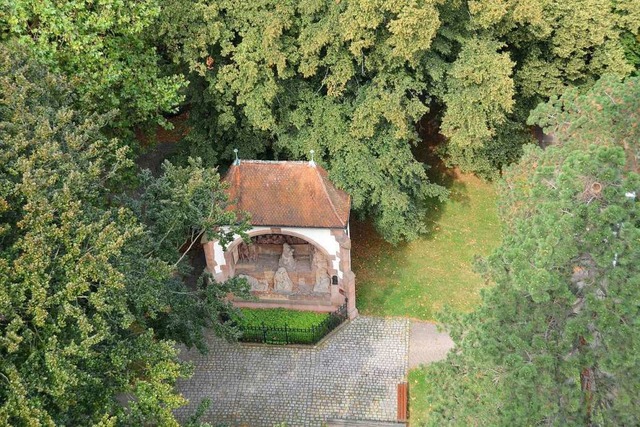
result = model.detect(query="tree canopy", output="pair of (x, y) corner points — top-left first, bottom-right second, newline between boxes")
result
(2, 0), (640, 423)
(0, 45), (248, 425)
(1, 0), (638, 242)
(414, 74), (640, 425)
(152, 0), (639, 241)
(1, 0), (186, 130)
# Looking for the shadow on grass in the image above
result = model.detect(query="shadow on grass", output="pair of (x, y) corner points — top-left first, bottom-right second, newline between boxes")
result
(414, 114), (470, 239)
(351, 113), (471, 260)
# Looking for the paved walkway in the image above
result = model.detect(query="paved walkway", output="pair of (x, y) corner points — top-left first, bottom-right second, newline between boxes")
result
(175, 317), (410, 426)
(408, 321), (454, 368)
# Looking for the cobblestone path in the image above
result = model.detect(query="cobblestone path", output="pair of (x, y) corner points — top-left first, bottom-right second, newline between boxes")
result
(175, 317), (410, 426)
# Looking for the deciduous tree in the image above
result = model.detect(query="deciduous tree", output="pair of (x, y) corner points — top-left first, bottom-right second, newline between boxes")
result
(158, 0), (451, 242)
(1, 0), (186, 130)
(156, 0), (638, 240)
(0, 45), (247, 425)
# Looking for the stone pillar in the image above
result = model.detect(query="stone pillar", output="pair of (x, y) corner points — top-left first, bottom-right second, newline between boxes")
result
(332, 229), (352, 273)
(330, 282), (345, 305)
(202, 241), (217, 274)
(333, 230), (357, 319)
(339, 237), (352, 274)
(343, 271), (358, 319)
(202, 240), (227, 283)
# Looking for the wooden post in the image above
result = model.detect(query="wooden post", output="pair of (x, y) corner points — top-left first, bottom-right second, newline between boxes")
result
(397, 382), (408, 422)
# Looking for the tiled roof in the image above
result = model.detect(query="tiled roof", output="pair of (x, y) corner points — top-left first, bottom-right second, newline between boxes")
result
(224, 160), (351, 228)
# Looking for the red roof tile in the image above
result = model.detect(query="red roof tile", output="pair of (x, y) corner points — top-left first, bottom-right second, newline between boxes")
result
(224, 160), (351, 228)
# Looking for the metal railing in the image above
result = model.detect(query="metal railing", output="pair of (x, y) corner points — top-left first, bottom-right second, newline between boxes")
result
(238, 300), (348, 345)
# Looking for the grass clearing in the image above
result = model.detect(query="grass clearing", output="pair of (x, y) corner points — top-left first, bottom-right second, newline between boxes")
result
(351, 171), (501, 320)
(408, 367), (432, 426)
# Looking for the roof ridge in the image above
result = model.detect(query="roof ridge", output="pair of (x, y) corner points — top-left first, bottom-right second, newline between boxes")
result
(234, 164), (241, 207)
(314, 166), (345, 227)
(240, 159), (308, 165)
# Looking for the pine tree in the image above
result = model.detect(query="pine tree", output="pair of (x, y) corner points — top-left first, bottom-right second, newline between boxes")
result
(415, 75), (640, 425)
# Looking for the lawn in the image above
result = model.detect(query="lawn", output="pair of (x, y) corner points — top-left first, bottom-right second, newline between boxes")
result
(407, 365), (436, 426)
(351, 170), (501, 320)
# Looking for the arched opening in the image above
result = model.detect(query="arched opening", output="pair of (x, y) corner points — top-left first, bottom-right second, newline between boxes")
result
(226, 229), (332, 261)
(224, 231), (336, 303)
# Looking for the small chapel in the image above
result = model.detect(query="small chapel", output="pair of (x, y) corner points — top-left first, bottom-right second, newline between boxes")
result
(201, 156), (358, 319)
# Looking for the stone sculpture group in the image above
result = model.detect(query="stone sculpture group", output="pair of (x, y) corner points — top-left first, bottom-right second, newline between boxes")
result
(241, 243), (331, 295)
(238, 274), (268, 292)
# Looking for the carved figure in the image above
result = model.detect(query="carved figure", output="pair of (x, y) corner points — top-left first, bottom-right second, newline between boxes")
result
(278, 243), (296, 270)
(274, 267), (294, 293)
(238, 243), (250, 261)
(248, 244), (258, 261)
(238, 274), (268, 292)
(312, 250), (331, 293)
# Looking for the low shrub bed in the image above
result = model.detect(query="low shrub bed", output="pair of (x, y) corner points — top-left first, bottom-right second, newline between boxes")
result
(236, 308), (329, 329)
(235, 308), (340, 345)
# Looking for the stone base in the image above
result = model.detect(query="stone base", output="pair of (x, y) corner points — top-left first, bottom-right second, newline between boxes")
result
(231, 299), (339, 313)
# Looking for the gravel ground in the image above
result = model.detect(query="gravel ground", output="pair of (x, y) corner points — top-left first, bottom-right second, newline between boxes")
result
(408, 321), (454, 368)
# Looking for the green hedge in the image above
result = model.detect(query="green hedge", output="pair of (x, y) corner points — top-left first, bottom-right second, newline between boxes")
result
(236, 308), (329, 329)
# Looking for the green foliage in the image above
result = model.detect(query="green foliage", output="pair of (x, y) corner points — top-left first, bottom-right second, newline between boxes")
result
(441, 38), (515, 149)
(442, 120), (532, 179)
(133, 158), (249, 268)
(0, 45), (249, 425)
(415, 75), (640, 425)
(438, 33), (531, 177)
(435, 0), (638, 174)
(234, 308), (337, 345)
(185, 399), (214, 427)
(123, 158), (252, 350)
(154, 0), (639, 241)
(621, 32), (640, 72)
(158, 0), (449, 243)
(409, 359), (499, 426)
(528, 74), (640, 166)
(1, 0), (186, 130)
(0, 43), (185, 426)
(235, 308), (329, 329)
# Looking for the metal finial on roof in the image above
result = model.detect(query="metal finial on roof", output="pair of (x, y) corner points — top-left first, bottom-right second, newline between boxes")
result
(309, 149), (316, 167)
(233, 148), (240, 166)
